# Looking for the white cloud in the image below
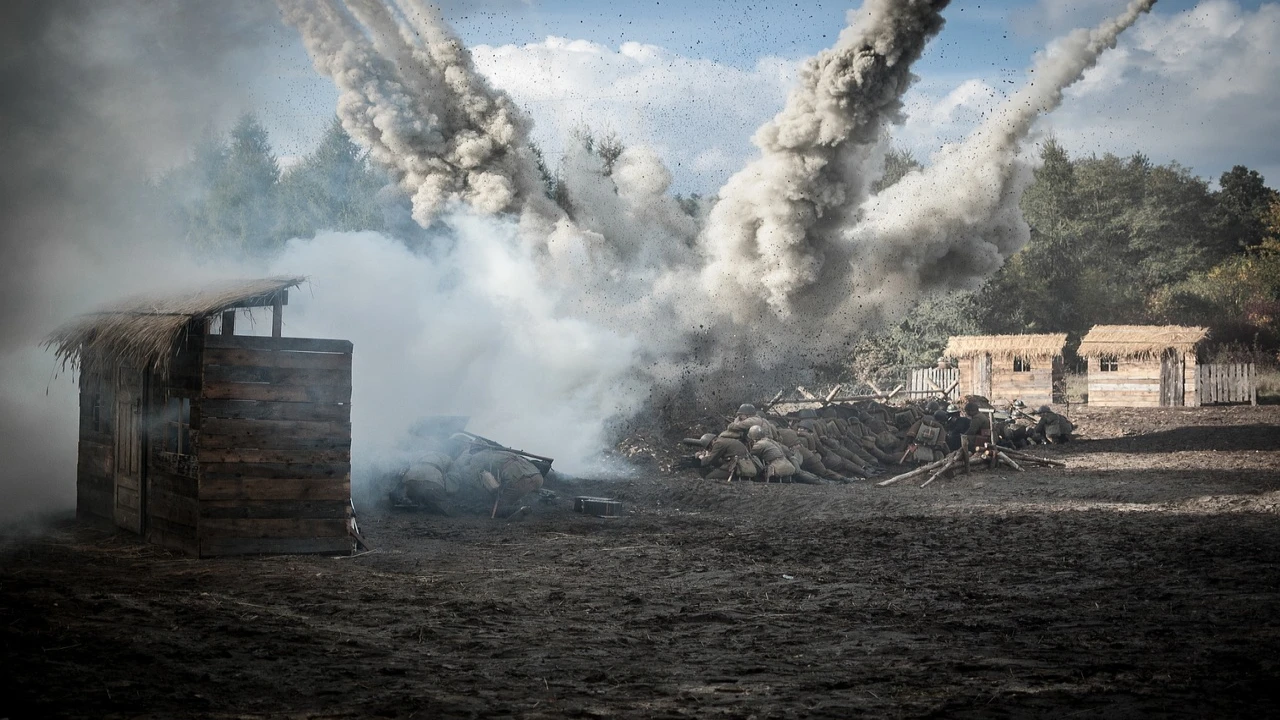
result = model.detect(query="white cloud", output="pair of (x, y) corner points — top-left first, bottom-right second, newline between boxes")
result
(898, 1), (1280, 185)
(470, 37), (798, 194)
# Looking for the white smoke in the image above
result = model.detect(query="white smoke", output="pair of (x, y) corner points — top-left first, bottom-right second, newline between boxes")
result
(841, 0), (1159, 310)
(698, 0), (950, 319)
(277, 0), (558, 229)
(261, 222), (648, 479)
(263, 0), (1158, 470)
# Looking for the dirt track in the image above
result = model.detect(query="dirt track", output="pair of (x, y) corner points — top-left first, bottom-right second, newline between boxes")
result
(3, 406), (1280, 718)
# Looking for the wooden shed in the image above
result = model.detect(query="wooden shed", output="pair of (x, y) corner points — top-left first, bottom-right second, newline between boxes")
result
(47, 276), (356, 557)
(1078, 325), (1206, 407)
(944, 334), (1067, 407)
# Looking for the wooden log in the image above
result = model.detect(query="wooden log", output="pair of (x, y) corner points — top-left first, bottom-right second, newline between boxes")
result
(920, 459), (960, 488)
(997, 452), (1024, 472)
(1002, 449), (1066, 467)
(877, 452), (955, 487)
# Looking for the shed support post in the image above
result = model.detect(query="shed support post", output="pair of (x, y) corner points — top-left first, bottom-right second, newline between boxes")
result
(272, 293), (283, 338)
(220, 310), (235, 336)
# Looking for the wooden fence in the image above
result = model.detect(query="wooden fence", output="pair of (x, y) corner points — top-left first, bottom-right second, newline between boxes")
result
(907, 368), (960, 400)
(1197, 363), (1257, 406)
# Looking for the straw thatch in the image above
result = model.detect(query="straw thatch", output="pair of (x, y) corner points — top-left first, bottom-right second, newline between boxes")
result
(46, 276), (305, 376)
(1078, 324), (1208, 359)
(944, 334), (1067, 361)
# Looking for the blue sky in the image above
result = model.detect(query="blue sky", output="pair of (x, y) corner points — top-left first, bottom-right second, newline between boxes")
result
(253, 0), (1280, 193)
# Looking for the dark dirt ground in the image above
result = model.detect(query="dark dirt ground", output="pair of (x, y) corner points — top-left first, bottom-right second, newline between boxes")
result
(3, 406), (1280, 718)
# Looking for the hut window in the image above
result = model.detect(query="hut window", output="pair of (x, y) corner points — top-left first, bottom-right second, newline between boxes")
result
(162, 397), (193, 456)
(1013, 357), (1032, 373)
(1100, 356), (1119, 372)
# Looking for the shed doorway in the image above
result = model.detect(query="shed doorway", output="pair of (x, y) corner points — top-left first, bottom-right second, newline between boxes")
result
(113, 367), (145, 534)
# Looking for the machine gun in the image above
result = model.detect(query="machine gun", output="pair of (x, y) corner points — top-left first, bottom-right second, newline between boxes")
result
(452, 431), (556, 477)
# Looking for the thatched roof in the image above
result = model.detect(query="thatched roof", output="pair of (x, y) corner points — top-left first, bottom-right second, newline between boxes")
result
(1078, 324), (1208, 358)
(46, 276), (305, 376)
(944, 334), (1067, 360)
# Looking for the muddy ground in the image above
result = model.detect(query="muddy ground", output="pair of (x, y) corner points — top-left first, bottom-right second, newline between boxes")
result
(3, 406), (1280, 718)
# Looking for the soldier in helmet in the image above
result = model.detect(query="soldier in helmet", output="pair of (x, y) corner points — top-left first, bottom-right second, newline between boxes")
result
(1034, 405), (1075, 444)
(687, 427), (759, 480)
(962, 401), (993, 449)
(747, 425), (799, 482)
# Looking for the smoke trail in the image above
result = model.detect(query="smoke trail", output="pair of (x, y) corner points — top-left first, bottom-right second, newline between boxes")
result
(277, 0), (558, 228)
(698, 0), (950, 319)
(839, 0), (1159, 313)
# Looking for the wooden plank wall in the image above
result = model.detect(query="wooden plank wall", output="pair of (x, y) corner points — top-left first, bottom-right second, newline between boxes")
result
(145, 327), (204, 555)
(1184, 354), (1199, 407)
(1198, 363), (1257, 406)
(907, 368), (959, 400)
(76, 369), (114, 525)
(1087, 357), (1163, 407)
(196, 334), (354, 557)
(990, 358), (1055, 407)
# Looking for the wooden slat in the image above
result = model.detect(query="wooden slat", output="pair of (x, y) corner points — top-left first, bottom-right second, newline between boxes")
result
(149, 469), (197, 498)
(199, 399), (350, 423)
(200, 499), (351, 520)
(146, 525), (198, 556)
(198, 447), (350, 464)
(200, 475), (351, 501)
(199, 417), (351, 440)
(149, 489), (199, 526)
(200, 517), (350, 539)
(77, 484), (113, 520)
(203, 347), (352, 371)
(201, 382), (351, 404)
(77, 441), (112, 478)
(202, 365), (351, 388)
(200, 536), (353, 557)
(116, 486), (140, 510)
(115, 474), (140, 492)
(204, 335), (352, 354)
(200, 461), (350, 482)
(197, 434), (351, 452)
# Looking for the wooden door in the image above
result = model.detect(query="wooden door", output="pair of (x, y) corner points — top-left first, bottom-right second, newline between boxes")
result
(113, 367), (145, 533)
(974, 354), (992, 398)
(1160, 351), (1185, 407)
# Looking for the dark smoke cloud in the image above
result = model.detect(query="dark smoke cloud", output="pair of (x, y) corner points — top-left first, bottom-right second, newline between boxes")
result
(0, 0), (280, 523)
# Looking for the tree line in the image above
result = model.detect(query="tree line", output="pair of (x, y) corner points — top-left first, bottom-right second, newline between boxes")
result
(160, 114), (1280, 378)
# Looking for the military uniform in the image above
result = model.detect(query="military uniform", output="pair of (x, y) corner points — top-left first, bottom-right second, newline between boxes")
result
(1035, 406), (1074, 444)
(447, 448), (545, 512)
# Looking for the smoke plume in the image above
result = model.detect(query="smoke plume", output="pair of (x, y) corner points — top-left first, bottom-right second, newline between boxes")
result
(277, 0), (560, 229)
(0, 0), (282, 523)
(699, 0), (950, 318)
(840, 0), (1159, 311)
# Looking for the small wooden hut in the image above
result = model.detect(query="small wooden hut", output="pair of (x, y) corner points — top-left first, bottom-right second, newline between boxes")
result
(47, 276), (355, 557)
(1078, 325), (1206, 407)
(943, 334), (1067, 407)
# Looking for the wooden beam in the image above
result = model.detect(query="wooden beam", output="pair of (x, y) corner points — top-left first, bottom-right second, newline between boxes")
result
(220, 310), (235, 336)
(272, 291), (284, 338)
